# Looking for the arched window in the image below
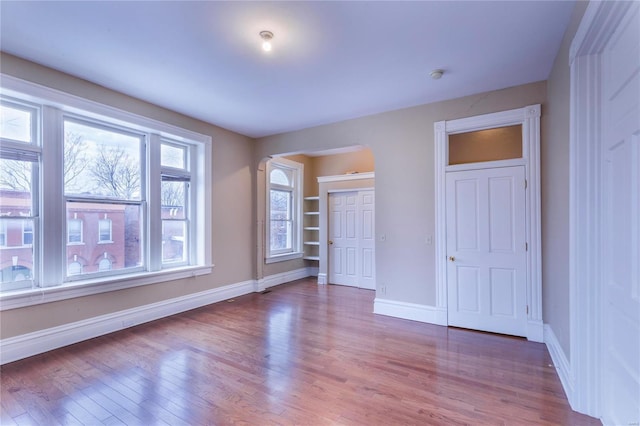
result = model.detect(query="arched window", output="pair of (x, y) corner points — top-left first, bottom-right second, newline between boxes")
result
(98, 258), (112, 271)
(266, 158), (303, 260)
(68, 261), (82, 276)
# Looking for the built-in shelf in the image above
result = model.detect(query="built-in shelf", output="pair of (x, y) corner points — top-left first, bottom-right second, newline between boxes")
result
(303, 196), (320, 262)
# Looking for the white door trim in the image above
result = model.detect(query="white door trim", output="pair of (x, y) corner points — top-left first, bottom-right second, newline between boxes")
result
(568, 0), (637, 419)
(434, 104), (542, 342)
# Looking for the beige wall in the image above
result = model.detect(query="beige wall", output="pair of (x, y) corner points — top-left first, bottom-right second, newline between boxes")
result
(255, 81), (547, 305)
(0, 53), (255, 338)
(541, 1), (589, 358)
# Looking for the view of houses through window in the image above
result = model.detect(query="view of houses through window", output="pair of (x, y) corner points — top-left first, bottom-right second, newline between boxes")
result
(0, 88), (203, 294)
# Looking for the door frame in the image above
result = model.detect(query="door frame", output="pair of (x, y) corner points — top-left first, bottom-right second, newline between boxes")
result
(316, 172), (375, 285)
(434, 104), (542, 342)
(568, 1), (637, 419)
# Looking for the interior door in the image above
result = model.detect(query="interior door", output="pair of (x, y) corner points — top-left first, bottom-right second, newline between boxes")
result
(601, 3), (640, 423)
(446, 166), (527, 337)
(329, 192), (358, 287)
(329, 190), (375, 289)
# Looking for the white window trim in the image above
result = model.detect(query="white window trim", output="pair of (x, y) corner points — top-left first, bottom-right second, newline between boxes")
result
(266, 158), (303, 262)
(0, 74), (213, 311)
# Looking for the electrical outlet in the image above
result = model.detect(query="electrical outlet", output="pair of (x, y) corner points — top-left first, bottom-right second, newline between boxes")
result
(380, 234), (386, 242)
(379, 285), (386, 295)
(425, 235), (433, 245)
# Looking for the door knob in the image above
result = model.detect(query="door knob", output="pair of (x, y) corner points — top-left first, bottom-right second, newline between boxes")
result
(448, 256), (455, 262)
(329, 240), (334, 245)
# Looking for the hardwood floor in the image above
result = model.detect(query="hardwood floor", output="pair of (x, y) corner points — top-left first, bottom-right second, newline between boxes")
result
(1, 278), (598, 425)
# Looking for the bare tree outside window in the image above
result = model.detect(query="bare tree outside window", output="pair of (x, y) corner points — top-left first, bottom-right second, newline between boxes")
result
(90, 145), (140, 200)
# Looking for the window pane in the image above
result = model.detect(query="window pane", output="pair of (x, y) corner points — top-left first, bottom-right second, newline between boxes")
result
(0, 218), (34, 290)
(0, 104), (32, 143)
(66, 202), (142, 277)
(162, 220), (186, 263)
(67, 219), (83, 243)
(64, 120), (142, 200)
(270, 220), (292, 251)
(98, 219), (112, 242)
(161, 181), (186, 220)
(448, 125), (522, 165)
(270, 168), (291, 186)
(22, 220), (33, 245)
(270, 190), (291, 220)
(0, 159), (33, 213)
(161, 143), (186, 169)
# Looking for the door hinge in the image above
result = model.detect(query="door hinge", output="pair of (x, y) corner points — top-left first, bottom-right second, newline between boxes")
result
(525, 242), (528, 251)
(526, 305), (529, 315)
(524, 179), (528, 189)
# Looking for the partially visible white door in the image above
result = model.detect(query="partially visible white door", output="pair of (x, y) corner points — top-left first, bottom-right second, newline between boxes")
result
(359, 191), (376, 290)
(446, 166), (527, 337)
(329, 190), (375, 289)
(601, 3), (640, 423)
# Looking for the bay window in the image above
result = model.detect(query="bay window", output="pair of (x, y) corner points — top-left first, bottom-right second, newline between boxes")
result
(0, 75), (212, 306)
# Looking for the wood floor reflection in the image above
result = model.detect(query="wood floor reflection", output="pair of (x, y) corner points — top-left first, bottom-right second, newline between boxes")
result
(1, 278), (598, 425)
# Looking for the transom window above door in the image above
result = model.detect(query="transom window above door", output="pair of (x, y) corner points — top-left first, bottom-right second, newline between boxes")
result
(448, 124), (522, 166)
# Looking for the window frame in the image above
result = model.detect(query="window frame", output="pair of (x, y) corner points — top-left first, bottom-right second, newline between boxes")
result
(160, 139), (192, 268)
(0, 97), (40, 291)
(0, 74), (213, 310)
(265, 158), (303, 263)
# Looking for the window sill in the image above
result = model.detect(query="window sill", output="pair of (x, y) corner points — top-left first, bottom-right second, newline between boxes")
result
(0, 264), (214, 311)
(265, 252), (303, 264)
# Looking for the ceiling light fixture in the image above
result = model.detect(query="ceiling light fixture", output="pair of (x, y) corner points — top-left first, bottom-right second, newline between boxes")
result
(430, 69), (444, 80)
(260, 30), (274, 52)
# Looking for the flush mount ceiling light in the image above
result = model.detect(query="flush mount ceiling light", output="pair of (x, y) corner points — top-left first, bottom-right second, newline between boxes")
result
(430, 69), (444, 80)
(260, 30), (274, 52)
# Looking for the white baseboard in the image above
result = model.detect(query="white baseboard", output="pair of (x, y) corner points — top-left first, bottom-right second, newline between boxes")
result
(374, 298), (447, 326)
(527, 319), (544, 342)
(544, 324), (574, 407)
(0, 279), (255, 365)
(317, 273), (327, 285)
(1, 267), (319, 365)
(255, 267), (315, 292)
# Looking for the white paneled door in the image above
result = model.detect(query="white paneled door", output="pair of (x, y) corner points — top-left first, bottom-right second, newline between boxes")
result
(329, 191), (375, 290)
(601, 3), (640, 423)
(446, 166), (527, 336)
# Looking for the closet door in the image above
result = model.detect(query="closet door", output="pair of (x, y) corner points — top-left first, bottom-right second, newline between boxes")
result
(328, 191), (375, 290)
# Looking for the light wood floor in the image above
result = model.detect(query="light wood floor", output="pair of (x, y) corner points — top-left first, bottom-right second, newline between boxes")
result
(1, 278), (598, 425)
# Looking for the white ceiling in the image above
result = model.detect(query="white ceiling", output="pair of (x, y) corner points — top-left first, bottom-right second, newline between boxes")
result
(0, 1), (574, 138)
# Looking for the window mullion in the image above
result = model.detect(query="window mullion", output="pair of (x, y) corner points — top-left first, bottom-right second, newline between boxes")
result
(40, 105), (65, 287)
